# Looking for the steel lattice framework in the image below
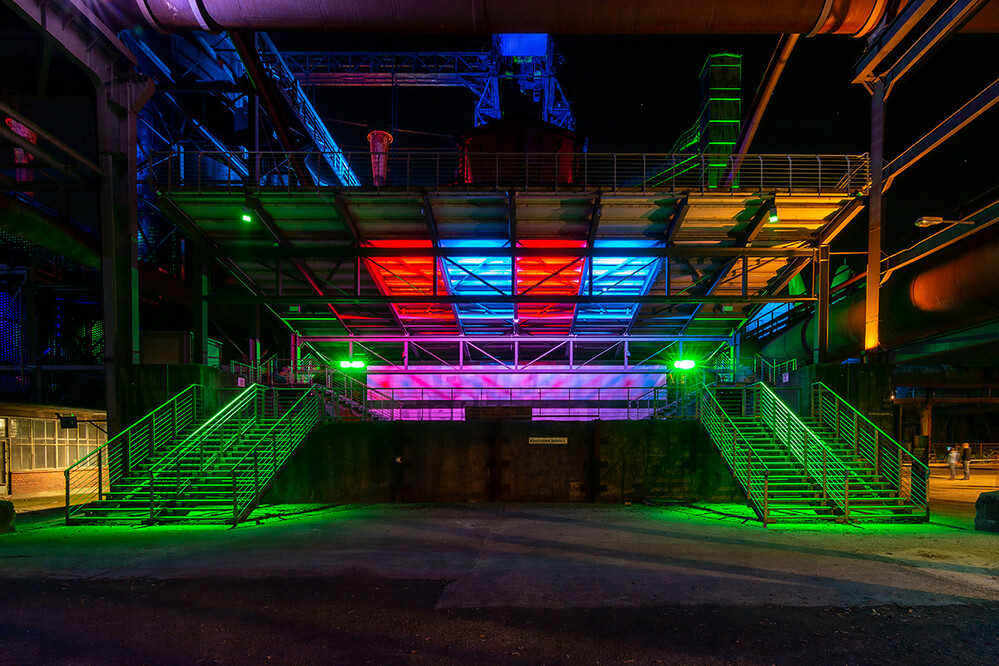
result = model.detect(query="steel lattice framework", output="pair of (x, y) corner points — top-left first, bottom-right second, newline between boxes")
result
(281, 37), (575, 130)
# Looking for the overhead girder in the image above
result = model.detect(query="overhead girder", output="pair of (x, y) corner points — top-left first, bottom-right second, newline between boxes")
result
(761, 215), (999, 362)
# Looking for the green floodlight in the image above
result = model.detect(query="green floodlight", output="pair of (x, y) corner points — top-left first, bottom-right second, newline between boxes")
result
(340, 359), (367, 369)
(350, 360), (366, 369)
(674, 359), (696, 370)
(241, 213), (253, 222)
(339, 360), (352, 369)
(767, 204), (779, 223)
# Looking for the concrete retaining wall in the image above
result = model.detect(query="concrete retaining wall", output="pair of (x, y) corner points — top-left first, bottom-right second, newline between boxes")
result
(267, 419), (742, 504)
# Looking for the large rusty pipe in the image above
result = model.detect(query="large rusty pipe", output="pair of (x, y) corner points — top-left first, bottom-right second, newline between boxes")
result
(93, 0), (974, 36)
(761, 228), (999, 362)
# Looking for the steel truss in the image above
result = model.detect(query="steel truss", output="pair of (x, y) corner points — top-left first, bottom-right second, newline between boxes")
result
(282, 38), (574, 129)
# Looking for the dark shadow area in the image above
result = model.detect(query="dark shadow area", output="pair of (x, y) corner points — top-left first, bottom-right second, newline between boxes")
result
(1, 576), (996, 665)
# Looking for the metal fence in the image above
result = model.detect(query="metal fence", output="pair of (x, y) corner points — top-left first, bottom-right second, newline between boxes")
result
(149, 150), (870, 195)
(812, 382), (929, 514)
(65, 384), (206, 522)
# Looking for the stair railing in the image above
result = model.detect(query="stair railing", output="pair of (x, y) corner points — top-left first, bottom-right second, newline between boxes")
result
(626, 385), (698, 419)
(227, 387), (322, 524)
(755, 382), (852, 517)
(65, 384), (205, 524)
(699, 387), (772, 524)
(145, 383), (268, 520)
(812, 382), (929, 515)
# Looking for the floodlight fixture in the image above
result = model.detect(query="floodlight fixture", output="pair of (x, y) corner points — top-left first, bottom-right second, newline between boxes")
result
(767, 204), (779, 223)
(674, 359), (696, 370)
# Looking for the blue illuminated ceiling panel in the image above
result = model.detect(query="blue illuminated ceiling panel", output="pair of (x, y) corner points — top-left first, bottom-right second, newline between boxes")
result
(441, 239), (514, 333)
(573, 240), (661, 335)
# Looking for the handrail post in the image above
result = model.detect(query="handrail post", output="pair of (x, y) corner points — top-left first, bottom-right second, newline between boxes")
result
(97, 447), (103, 501)
(746, 451), (752, 506)
(844, 478), (850, 522)
(231, 469), (238, 522)
(149, 410), (156, 456)
(64, 469), (71, 524)
(254, 450), (260, 501)
(822, 450), (828, 500)
(763, 471), (770, 525)
(148, 468), (155, 521)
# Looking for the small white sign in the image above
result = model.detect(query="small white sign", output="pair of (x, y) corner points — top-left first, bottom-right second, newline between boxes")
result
(529, 436), (568, 446)
(781, 372), (790, 384)
(237, 377), (246, 387)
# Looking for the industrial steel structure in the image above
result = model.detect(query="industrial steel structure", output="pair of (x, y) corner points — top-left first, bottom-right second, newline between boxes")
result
(1, 0), (997, 523)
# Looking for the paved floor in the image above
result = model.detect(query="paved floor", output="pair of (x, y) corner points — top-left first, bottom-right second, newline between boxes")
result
(3, 466), (999, 664)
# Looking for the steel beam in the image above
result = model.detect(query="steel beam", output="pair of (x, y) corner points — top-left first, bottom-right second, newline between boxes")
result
(230, 31), (313, 187)
(883, 78), (999, 192)
(731, 33), (798, 158)
(881, 0), (991, 99)
(301, 334), (730, 344)
(815, 196), (865, 246)
(244, 197), (354, 334)
(215, 245), (814, 259)
(865, 79), (885, 355)
(852, 0), (941, 86)
(663, 197), (689, 245)
(678, 198), (773, 334)
(813, 244), (830, 363)
(210, 294), (813, 305)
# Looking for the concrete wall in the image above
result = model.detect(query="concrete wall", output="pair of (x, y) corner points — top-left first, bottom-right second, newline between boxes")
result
(267, 419), (742, 504)
(119, 364), (237, 430)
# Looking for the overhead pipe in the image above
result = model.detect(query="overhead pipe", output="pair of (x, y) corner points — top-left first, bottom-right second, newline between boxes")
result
(760, 226), (999, 362)
(90, 0), (999, 36)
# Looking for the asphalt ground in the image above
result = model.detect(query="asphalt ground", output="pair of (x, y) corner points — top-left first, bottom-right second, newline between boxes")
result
(2, 466), (998, 664)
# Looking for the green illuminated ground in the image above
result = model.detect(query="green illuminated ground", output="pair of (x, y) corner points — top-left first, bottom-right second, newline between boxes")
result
(4, 500), (999, 664)
(4, 501), (997, 607)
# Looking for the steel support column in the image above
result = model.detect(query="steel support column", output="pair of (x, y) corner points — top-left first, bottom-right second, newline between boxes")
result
(99, 82), (154, 434)
(865, 79), (885, 356)
(192, 244), (210, 365)
(813, 245), (830, 363)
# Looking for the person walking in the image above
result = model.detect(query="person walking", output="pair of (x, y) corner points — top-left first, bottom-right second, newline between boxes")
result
(947, 446), (959, 480)
(961, 442), (973, 480)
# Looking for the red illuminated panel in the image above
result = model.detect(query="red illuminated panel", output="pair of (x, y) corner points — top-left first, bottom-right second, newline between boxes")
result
(515, 239), (586, 334)
(364, 240), (457, 332)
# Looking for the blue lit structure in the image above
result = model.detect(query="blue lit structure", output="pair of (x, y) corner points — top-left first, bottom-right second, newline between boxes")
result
(441, 239), (514, 333)
(573, 240), (662, 335)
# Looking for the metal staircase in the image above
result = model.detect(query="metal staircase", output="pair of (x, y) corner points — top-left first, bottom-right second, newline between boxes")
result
(701, 381), (928, 524)
(66, 384), (322, 525)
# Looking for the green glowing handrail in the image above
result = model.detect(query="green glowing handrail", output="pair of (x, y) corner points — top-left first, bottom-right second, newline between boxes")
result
(698, 387), (773, 521)
(812, 382), (929, 509)
(755, 382), (851, 507)
(226, 388), (321, 523)
(812, 382), (917, 457)
(65, 384), (203, 476)
(226, 387), (317, 476)
(148, 387), (304, 518)
(65, 384), (205, 522)
(147, 383), (261, 481)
